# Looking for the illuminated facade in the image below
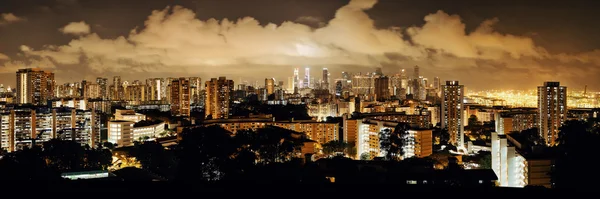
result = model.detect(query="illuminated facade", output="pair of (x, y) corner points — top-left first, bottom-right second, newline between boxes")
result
(351, 73), (374, 96)
(108, 120), (165, 147)
(203, 118), (339, 144)
(265, 78), (275, 95)
(491, 132), (553, 188)
(145, 78), (164, 101)
(0, 107), (100, 152)
(114, 109), (146, 123)
(442, 81), (465, 149)
(170, 78), (191, 117)
(205, 77), (234, 119)
(189, 77), (202, 105)
(355, 119), (432, 160)
(537, 82), (567, 146)
(16, 68), (55, 105)
(303, 67), (310, 89)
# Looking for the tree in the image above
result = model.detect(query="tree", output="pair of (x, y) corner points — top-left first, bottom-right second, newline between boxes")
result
(477, 151), (492, 169)
(174, 125), (236, 181)
(552, 120), (600, 190)
(360, 152), (371, 160)
(379, 123), (412, 161)
(321, 140), (350, 157)
(468, 115), (481, 127)
(519, 128), (544, 147)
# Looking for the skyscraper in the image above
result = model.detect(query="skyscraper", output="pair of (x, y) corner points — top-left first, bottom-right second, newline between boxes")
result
(374, 76), (390, 101)
(304, 67), (310, 89)
(400, 69), (408, 89)
(322, 68), (329, 90)
(96, 77), (108, 100)
(205, 77), (234, 119)
(413, 65), (419, 79)
(16, 68), (55, 105)
(537, 82), (567, 146)
(293, 68), (300, 90)
(442, 81), (465, 149)
(170, 78), (191, 117)
(265, 78), (275, 95)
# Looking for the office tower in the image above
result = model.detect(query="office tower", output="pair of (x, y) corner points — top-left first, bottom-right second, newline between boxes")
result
(293, 68), (300, 90)
(413, 65), (419, 79)
(16, 68), (55, 105)
(265, 78), (275, 95)
(189, 77), (202, 105)
(170, 78), (191, 117)
(537, 82), (567, 146)
(96, 77), (108, 100)
(400, 69), (408, 89)
(374, 76), (390, 101)
(287, 77), (294, 93)
(441, 81), (465, 149)
(205, 77), (234, 119)
(322, 68), (330, 90)
(304, 67), (310, 88)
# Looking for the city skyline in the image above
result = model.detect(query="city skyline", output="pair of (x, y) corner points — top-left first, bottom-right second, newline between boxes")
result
(1, 0), (600, 90)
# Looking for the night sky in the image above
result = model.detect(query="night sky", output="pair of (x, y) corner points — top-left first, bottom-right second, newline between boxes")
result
(1, 0), (600, 90)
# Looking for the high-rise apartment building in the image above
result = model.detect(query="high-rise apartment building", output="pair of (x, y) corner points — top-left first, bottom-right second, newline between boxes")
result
(442, 81), (465, 149)
(112, 76), (123, 101)
(537, 82), (567, 146)
(170, 78), (191, 117)
(96, 77), (108, 100)
(205, 77), (234, 119)
(85, 83), (101, 99)
(0, 107), (100, 152)
(188, 77), (202, 105)
(145, 78), (164, 101)
(374, 76), (390, 101)
(16, 68), (55, 105)
(265, 78), (275, 95)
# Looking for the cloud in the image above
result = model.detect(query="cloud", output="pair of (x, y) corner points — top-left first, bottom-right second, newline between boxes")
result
(0, 53), (9, 60)
(59, 21), (91, 35)
(3, 0), (600, 90)
(0, 13), (24, 25)
(295, 16), (326, 28)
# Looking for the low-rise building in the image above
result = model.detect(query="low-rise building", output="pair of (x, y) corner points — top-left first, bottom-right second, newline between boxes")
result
(108, 120), (166, 147)
(114, 109), (146, 123)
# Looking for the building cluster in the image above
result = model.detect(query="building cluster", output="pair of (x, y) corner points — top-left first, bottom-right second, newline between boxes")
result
(0, 106), (100, 152)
